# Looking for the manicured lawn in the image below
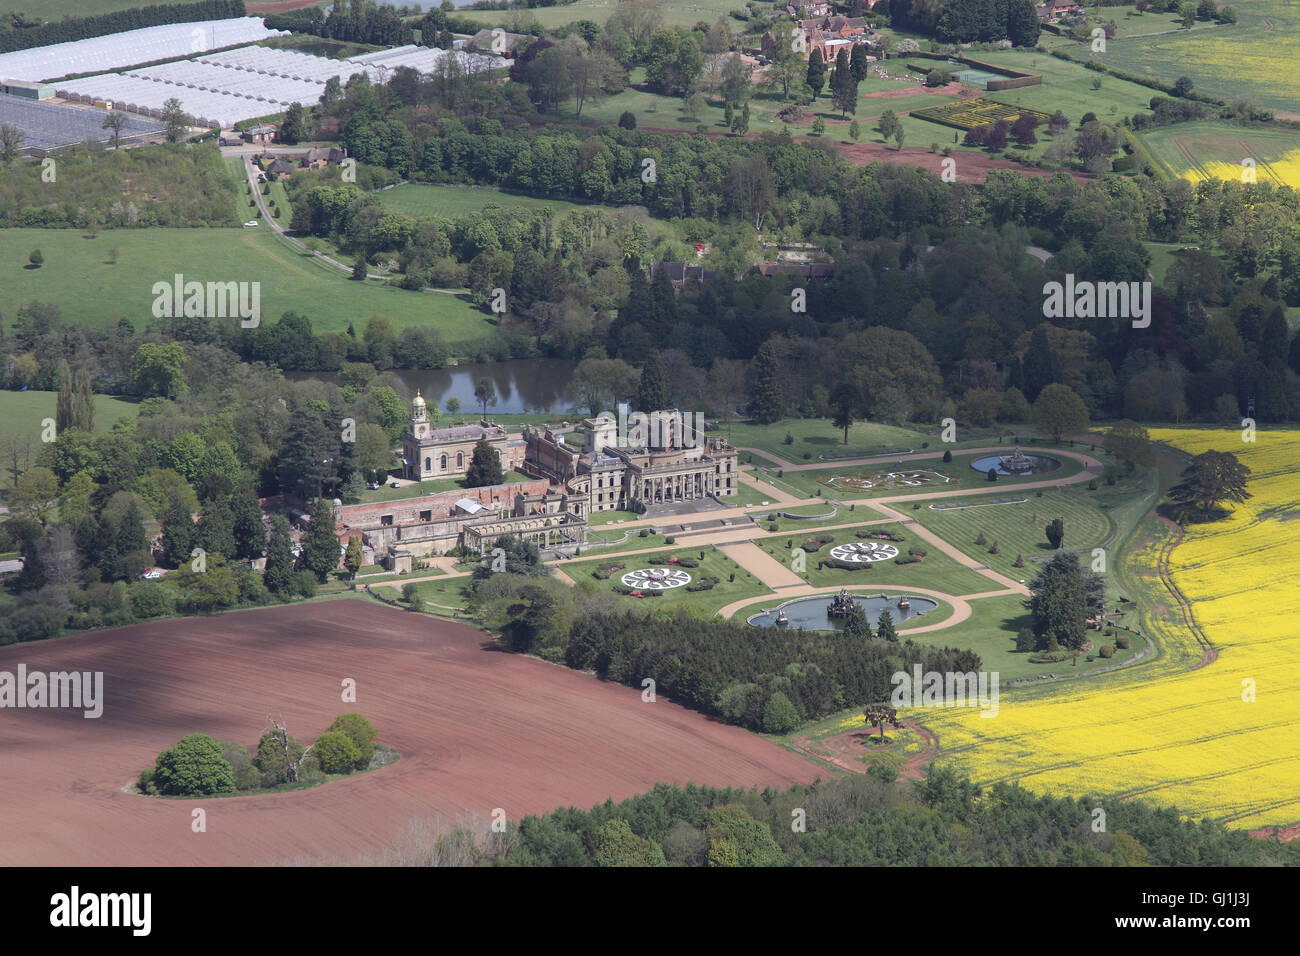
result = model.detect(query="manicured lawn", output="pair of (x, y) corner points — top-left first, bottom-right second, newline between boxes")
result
(909, 486), (1122, 581)
(566, 546), (774, 616)
(754, 449), (1085, 501)
(754, 523), (995, 595)
(399, 575), (474, 609)
(716, 419), (933, 464)
(957, 49), (1163, 127)
(0, 226), (497, 344)
(577, 529), (669, 555)
(750, 501), (884, 532)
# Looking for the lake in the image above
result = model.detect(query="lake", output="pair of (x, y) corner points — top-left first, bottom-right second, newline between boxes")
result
(294, 358), (581, 415)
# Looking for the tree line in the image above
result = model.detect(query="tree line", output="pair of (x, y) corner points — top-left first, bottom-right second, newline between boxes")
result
(465, 561), (980, 734)
(388, 767), (1300, 866)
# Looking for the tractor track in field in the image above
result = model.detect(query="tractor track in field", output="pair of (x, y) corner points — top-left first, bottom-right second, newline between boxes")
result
(1154, 515), (1217, 668)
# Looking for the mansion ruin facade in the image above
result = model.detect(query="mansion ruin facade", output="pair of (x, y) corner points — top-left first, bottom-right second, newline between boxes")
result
(333, 398), (738, 568)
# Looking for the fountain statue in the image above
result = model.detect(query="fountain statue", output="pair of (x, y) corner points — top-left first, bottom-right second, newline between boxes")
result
(827, 588), (857, 619)
(998, 447), (1035, 474)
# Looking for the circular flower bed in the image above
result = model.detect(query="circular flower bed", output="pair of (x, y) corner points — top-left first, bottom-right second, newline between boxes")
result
(620, 568), (692, 590)
(828, 541), (899, 563)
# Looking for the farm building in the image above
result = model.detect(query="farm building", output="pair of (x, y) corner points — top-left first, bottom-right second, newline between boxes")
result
(3, 79), (54, 100)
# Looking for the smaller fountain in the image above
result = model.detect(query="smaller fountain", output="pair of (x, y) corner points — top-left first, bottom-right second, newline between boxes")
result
(897, 596), (911, 611)
(775, 609), (789, 626)
(827, 588), (857, 619)
(999, 447), (1035, 474)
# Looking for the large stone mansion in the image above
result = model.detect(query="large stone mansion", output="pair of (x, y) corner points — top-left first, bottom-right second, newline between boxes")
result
(334, 397), (739, 568)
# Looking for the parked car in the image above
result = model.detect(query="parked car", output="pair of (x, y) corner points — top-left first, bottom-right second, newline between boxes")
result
(243, 220), (259, 227)
(140, 568), (164, 580)
(389, 480), (401, 489)
(367, 482), (380, 490)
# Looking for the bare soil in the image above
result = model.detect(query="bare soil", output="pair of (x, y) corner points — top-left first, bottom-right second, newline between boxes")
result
(0, 599), (818, 865)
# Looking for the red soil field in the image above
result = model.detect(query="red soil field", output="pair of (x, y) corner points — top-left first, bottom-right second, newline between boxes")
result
(0, 599), (818, 866)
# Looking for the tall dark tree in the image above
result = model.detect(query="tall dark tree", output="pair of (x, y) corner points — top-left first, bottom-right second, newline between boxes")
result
(875, 609), (898, 643)
(850, 43), (869, 82)
(648, 264), (678, 324)
(1045, 517), (1065, 549)
(829, 382), (862, 445)
(231, 480), (266, 560)
(299, 498), (341, 582)
(464, 438), (505, 488)
(197, 495), (237, 559)
(806, 48), (826, 98)
(55, 360), (75, 434)
(277, 405), (341, 500)
(263, 515), (295, 597)
(72, 367), (95, 432)
(278, 102), (308, 145)
(636, 351), (671, 412)
(747, 339), (786, 424)
(160, 491), (195, 569)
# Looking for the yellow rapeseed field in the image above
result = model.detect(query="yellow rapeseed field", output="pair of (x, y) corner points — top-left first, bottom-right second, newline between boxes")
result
(1181, 150), (1300, 190)
(917, 429), (1300, 828)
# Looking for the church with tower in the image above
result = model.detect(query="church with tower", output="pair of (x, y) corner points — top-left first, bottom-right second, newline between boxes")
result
(401, 391), (510, 482)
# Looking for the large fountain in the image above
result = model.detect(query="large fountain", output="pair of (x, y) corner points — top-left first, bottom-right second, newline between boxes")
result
(970, 448), (1062, 477)
(749, 593), (938, 632)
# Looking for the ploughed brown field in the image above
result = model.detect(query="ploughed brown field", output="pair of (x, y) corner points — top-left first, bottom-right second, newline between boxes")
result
(0, 599), (817, 865)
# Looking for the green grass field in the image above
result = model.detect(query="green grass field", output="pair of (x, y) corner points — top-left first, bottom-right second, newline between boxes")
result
(753, 449), (1085, 500)
(375, 183), (604, 219)
(910, 487), (1117, 580)
(0, 0), (151, 19)
(0, 226), (496, 344)
(1136, 119), (1300, 187)
(1056, 0), (1300, 115)
(715, 419), (933, 464)
(895, 592), (1144, 680)
(452, 0), (742, 31)
(950, 49), (1164, 128)
(0, 391), (140, 490)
